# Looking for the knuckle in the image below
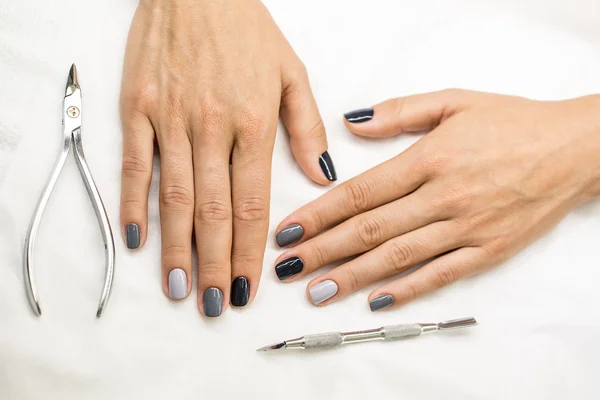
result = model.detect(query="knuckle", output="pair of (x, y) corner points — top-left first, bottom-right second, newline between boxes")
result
(392, 97), (407, 119)
(231, 253), (261, 268)
(311, 210), (325, 233)
(121, 197), (144, 211)
(160, 184), (194, 209)
(406, 283), (419, 301)
(194, 199), (231, 223)
(310, 243), (329, 267)
(199, 100), (226, 130)
(289, 61), (309, 82)
(121, 154), (150, 179)
(432, 265), (457, 287)
(162, 244), (188, 262)
(233, 197), (268, 223)
(385, 241), (414, 273)
(238, 105), (269, 137)
(198, 261), (227, 277)
(344, 181), (373, 213)
(355, 217), (385, 248)
(344, 268), (360, 291)
(435, 185), (470, 212)
(485, 236), (510, 259)
(419, 152), (447, 178)
(121, 82), (157, 114)
(305, 119), (326, 140)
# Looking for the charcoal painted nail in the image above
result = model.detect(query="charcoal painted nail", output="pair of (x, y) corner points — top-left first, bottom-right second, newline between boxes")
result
(309, 280), (338, 305)
(319, 151), (337, 182)
(276, 224), (304, 247)
(275, 257), (304, 281)
(231, 277), (250, 307)
(168, 269), (187, 300)
(126, 223), (140, 249)
(204, 287), (223, 317)
(344, 108), (374, 123)
(369, 294), (394, 312)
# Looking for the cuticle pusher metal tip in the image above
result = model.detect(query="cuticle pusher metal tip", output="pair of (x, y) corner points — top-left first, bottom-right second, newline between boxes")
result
(257, 317), (478, 352)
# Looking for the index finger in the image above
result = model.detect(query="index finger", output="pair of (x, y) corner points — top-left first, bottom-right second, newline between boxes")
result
(274, 144), (426, 248)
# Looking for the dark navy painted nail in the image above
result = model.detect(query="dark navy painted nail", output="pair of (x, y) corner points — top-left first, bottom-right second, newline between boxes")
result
(126, 223), (140, 249)
(344, 108), (374, 123)
(231, 277), (250, 307)
(370, 294), (394, 312)
(319, 151), (337, 182)
(276, 224), (304, 247)
(275, 257), (304, 281)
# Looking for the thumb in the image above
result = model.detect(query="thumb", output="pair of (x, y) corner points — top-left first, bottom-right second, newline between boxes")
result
(281, 64), (337, 185)
(344, 89), (476, 138)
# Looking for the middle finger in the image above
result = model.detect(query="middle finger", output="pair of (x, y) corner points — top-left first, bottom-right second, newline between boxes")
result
(193, 134), (233, 318)
(274, 185), (441, 281)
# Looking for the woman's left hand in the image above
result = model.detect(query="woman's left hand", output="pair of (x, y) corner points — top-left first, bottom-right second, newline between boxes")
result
(273, 89), (600, 311)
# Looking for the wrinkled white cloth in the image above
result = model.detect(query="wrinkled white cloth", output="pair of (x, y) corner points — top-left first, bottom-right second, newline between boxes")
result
(1, 1), (599, 399)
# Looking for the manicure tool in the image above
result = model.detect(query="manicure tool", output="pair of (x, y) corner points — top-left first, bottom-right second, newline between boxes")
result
(23, 64), (115, 318)
(257, 317), (477, 351)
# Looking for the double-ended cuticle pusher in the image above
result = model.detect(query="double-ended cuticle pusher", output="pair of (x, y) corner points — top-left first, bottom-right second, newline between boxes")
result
(257, 317), (477, 351)
(23, 64), (115, 318)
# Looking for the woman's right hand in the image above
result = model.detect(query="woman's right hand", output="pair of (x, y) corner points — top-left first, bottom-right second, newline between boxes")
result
(274, 90), (600, 311)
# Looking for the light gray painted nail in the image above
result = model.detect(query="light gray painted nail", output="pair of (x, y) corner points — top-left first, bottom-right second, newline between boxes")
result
(309, 280), (338, 305)
(168, 269), (187, 300)
(370, 294), (394, 312)
(204, 288), (223, 317)
(276, 224), (304, 247)
(126, 223), (140, 249)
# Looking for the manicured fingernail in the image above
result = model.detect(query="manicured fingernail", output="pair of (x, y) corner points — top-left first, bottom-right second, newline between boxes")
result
(275, 257), (304, 281)
(319, 151), (337, 182)
(276, 224), (304, 247)
(309, 280), (338, 305)
(126, 223), (140, 249)
(204, 287), (223, 317)
(168, 269), (187, 300)
(344, 108), (374, 123)
(231, 277), (250, 307)
(369, 294), (394, 312)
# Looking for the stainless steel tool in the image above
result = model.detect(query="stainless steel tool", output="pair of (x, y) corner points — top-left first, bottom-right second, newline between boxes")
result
(257, 317), (477, 351)
(23, 64), (115, 318)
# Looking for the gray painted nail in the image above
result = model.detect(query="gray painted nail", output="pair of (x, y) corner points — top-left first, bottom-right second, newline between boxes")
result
(370, 294), (394, 312)
(309, 280), (338, 305)
(204, 287), (223, 317)
(126, 223), (140, 249)
(276, 224), (304, 247)
(168, 269), (187, 300)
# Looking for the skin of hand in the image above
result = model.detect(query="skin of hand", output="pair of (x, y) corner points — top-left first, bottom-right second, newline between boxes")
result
(273, 89), (600, 311)
(119, 0), (336, 316)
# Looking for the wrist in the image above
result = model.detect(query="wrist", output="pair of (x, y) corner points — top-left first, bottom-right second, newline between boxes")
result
(572, 95), (600, 201)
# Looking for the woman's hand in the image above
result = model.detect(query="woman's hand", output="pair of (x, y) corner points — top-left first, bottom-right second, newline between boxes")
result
(274, 90), (600, 311)
(119, 0), (335, 317)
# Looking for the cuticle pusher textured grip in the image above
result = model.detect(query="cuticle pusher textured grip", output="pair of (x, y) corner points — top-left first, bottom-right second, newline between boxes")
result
(303, 332), (344, 349)
(382, 323), (423, 340)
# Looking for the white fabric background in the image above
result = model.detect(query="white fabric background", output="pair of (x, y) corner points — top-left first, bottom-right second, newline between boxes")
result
(1, 0), (599, 399)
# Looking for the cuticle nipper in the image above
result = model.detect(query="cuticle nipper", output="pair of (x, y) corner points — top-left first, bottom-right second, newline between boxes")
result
(23, 64), (115, 318)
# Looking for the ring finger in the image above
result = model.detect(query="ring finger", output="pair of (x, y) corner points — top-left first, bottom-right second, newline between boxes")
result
(304, 220), (465, 306)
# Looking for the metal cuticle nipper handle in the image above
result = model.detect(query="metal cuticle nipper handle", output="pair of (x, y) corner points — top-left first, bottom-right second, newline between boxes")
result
(23, 64), (115, 318)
